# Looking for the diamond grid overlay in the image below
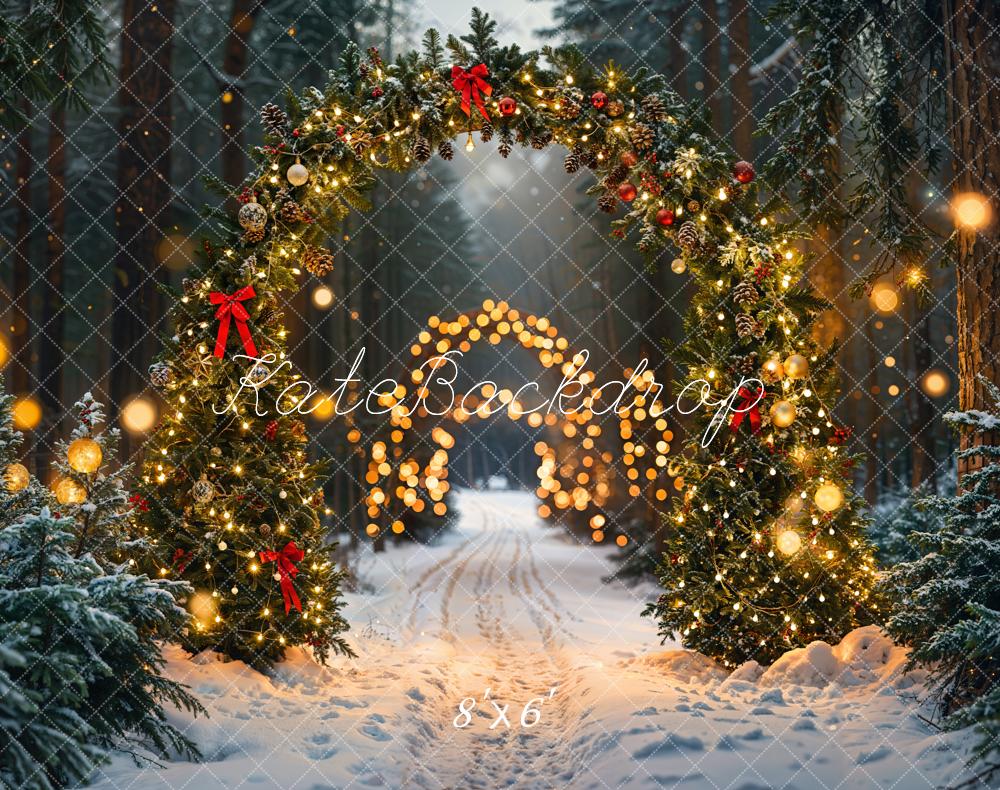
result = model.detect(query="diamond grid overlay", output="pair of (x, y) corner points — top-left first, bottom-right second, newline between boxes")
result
(0, 0), (983, 787)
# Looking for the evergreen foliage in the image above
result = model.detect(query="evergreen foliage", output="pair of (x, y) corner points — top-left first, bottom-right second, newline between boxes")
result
(883, 376), (1000, 779)
(0, 506), (203, 788)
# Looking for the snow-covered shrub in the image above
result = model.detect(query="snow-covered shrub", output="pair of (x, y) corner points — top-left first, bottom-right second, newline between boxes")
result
(868, 483), (941, 565)
(0, 508), (204, 789)
(882, 376), (1000, 780)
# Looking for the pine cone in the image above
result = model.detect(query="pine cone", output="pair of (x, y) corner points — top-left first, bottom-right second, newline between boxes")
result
(641, 94), (668, 122)
(564, 152), (581, 174)
(530, 135), (547, 150)
(480, 120), (494, 142)
(732, 280), (760, 307)
(579, 148), (598, 169)
(677, 221), (699, 249)
(603, 163), (629, 188)
(438, 140), (454, 161)
(280, 200), (309, 224)
(303, 246), (335, 277)
(498, 128), (513, 159)
(559, 99), (581, 119)
(242, 227), (265, 245)
(630, 123), (655, 150)
(735, 313), (759, 339)
(598, 192), (617, 213)
(736, 353), (759, 376)
(687, 199), (701, 212)
(411, 135), (431, 163)
(637, 227), (659, 254)
(260, 102), (289, 138)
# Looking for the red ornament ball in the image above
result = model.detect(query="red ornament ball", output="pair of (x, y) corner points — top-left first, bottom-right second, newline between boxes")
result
(655, 208), (675, 226)
(617, 181), (638, 202)
(620, 151), (638, 168)
(733, 160), (756, 184)
(498, 96), (517, 117)
(590, 91), (608, 109)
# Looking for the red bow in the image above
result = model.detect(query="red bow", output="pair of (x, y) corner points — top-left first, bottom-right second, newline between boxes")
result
(730, 386), (765, 434)
(451, 64), (492, 120)
(172, 548), (189, 573)
(260, 540), (304, 614)
(209, 286), (258, 359)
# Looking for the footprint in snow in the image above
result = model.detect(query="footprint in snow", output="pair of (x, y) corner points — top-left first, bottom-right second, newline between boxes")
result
(632, 733), (705, 759)
(361, 723), (392, 742)
(634, 706), (658, 716)
(857, 745), (892, 764)
(328, 696), (368, 709)
(792, 717), (817, 731)
(406, 687), (426, 702)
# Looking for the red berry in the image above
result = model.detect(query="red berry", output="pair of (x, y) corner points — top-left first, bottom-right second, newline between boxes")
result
(617, 181), (637, 202)
(733, 160), (755, 183)
(655, 208), (675, 226)
(498, 96), (517, 117)
(620, 151), (638, 168)
(590, 91), (608, 109)
(292, 128), (300, 137)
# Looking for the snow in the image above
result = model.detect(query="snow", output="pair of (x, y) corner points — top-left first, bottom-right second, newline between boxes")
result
(92, 490), (978, 789)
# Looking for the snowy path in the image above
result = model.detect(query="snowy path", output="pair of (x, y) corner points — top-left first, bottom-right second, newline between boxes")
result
(93, 490), (976, 789)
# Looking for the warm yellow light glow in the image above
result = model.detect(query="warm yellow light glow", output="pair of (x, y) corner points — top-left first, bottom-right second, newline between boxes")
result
(0, 336), (9, 368)
(12, 397), (42, 430)
(921, 369), (950, 398)
(776, 529), (802, 555)
(870, 283), (899, 313)
(814, 482), (844, 512)
(67, 437), (103, 474)
(952, 192), (991, 229)
(312, 286), (334, 309)
(121, 396), (158, 433)
(188, 592), (217, 623)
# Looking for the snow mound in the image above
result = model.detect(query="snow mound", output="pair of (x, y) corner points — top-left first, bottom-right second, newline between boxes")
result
(628, 649), (728, 684)
(757, 626), (907, 688)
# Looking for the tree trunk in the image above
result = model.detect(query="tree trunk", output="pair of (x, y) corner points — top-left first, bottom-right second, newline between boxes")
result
(39, 105), (67, 453)
(943, 0), (1000, 481)
(729, 0), (753, 157)
(701, 0), (723, 134)
(668, 6), (688, 100)
(220, 0), (263, 187)
(11, 100), (34, 467)
(111, 0), (176, 450)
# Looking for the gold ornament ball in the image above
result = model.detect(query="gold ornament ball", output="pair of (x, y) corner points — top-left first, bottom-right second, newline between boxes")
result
(670, 258), (687, 274)
(67, 437), (103, 474)
(53, 476), (87, 505)
(286, 163), (310, 186)
(4, 463), (30, 492)
(785, 493), (804, 516)
(814, 482), (844, 512)
(775, 529), (802, 556)
(770, 399), (797, 428)
(762, 357), (784, 381)
(784, 354), (809, 380)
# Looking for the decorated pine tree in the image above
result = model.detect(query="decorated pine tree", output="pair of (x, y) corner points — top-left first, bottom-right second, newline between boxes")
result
(642, 195), (881, 666)
(135, 210), (353, 668)
(49, 393), (142, 570)
(0, 507), (203, 788)
(883, 377), (1000, 777)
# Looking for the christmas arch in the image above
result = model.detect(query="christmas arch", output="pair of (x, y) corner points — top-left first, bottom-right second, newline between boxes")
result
(353, 299), (675, 544)
(141, 8), (880, 667)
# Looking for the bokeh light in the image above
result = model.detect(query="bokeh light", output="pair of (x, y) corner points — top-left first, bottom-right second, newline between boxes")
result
(870, 282), (899, 313)
(0, 335), (9, 368)
(12, 396), (42, 430)
(155, 232), (197, 271)
(312, 286), (334, 309)
(121, 396), (158, 433)
(952, 192), (991, 229)
(922, 369), (950, 398)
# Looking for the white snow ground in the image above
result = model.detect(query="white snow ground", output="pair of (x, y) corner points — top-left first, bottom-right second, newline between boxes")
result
(92, 490), (978, 789)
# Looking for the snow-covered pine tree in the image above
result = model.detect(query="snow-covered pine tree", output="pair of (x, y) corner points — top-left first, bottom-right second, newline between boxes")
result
(868, 483), (942, 565)
(883, 376), (1000, 780)
(49, 392), (144, 570)
(0, 507), (204, 788)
